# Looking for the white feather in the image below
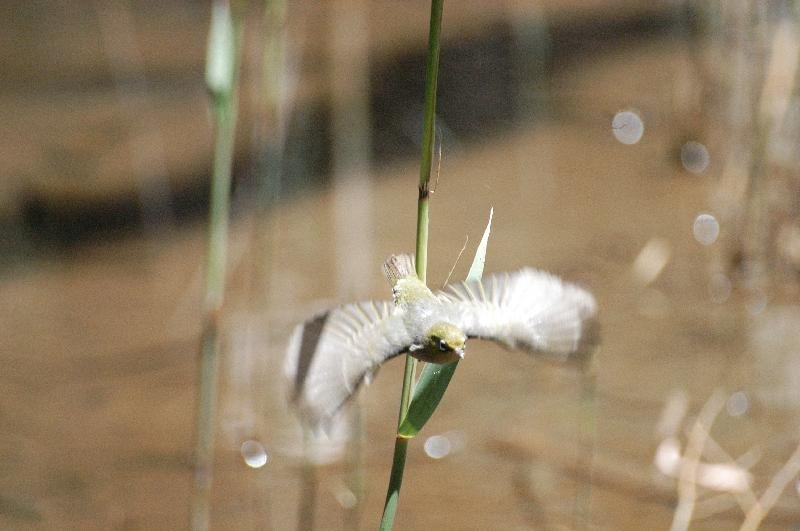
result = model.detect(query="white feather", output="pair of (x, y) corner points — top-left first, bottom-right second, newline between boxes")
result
(437, 268), (598, 360)
(283, 300), (411, 426)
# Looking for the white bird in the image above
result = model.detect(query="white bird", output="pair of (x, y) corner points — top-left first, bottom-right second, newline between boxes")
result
(284, 254), (598, 427)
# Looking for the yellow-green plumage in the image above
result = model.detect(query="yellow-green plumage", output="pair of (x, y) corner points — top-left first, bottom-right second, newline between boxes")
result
(383, 254), (466, 363)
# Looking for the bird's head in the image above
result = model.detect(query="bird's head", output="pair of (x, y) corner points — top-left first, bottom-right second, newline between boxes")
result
(414, 322), (466, 364)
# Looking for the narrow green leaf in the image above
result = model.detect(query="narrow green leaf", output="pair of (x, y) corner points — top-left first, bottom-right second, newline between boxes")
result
(466, 206), (493, 282)
(398, 208), (494, 438)
(397, 361), (458, 437)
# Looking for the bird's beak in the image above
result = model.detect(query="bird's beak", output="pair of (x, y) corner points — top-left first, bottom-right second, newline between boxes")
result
(455, 347), (465, 359)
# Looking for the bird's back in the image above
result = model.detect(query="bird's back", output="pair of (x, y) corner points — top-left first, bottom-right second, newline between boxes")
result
(383, 254), (433, 305)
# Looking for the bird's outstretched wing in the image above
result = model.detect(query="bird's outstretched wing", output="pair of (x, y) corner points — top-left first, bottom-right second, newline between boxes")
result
(437, 269), (598, 362)
(283, 300), (412, 427)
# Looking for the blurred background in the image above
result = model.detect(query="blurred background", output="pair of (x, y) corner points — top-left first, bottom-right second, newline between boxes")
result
(2, 0), (800, 529)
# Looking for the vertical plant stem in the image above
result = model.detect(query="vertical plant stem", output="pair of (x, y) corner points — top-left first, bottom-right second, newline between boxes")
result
(573, 370), (597, 530)
(380, 1), (443, 529)
(193, 2), (243, 529)
(414, 0), (444, 286)
(345, 403), (366, 529)
(328, 1), (373, 526)
(298, 427), (318, 531)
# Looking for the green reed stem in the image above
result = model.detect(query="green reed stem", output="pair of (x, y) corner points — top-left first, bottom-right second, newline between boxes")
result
(192, 2), (243, 529)
(380, 1), (443, 529)
(298, 427), (317, 531)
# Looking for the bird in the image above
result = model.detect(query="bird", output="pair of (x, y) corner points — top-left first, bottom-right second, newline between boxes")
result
(284, 254), (598, 427)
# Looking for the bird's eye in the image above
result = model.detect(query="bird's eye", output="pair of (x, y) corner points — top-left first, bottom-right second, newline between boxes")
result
(438, 339), (449, 351)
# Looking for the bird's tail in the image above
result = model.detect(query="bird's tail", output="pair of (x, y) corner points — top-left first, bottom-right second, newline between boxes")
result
(383, 254), (416, 287)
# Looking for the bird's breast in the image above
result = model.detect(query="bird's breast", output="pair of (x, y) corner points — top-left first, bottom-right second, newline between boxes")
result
(402, 299), (442, 337)
(409, 346), (462, 365)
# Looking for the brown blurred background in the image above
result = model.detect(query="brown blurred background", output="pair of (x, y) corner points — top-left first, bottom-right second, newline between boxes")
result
(2, 0), (800, 529)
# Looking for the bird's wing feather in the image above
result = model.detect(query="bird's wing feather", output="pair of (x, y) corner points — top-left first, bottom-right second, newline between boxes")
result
(283, 300), (411, 426)
(437, 269), (598, 362)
